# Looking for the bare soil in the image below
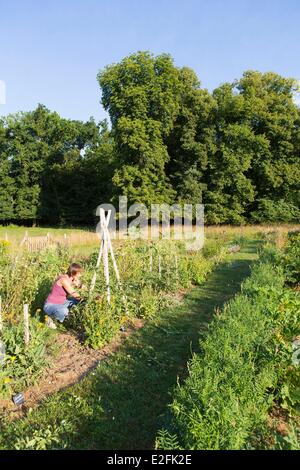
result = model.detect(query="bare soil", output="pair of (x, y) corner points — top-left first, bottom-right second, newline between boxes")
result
(268, 406), (290, 436)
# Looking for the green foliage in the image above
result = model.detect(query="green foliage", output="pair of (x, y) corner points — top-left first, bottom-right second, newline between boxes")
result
(282, 231), (300, 285)
(251, 199), (300, 223)
(97, 53), (300, 224)
(0, 246), (79, 398)
(0, 106), (115, 225)
(165, 68), (215, 206)
(0, 317), (55, 398)
(0, 393), (94, 449)
(0, 247), (72, 318)
(272, 421), (300, 450)
(0, 240), (10, 267)
(0, 237), (247, 451)
(98, 52), (181, 205)
(79, 239), (224, 348)
(1, 56), (299, 225)
(82, 295), (127, 349)
(137, 286), (161, 319)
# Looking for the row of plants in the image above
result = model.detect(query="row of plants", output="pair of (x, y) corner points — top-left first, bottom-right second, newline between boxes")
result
(156, 232), (300, 450)
(0, 237), (226, 398)
(77, 239), (226, 349)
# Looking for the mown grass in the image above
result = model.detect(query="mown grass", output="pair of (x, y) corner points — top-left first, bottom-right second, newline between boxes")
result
(0, 243), (258, 450)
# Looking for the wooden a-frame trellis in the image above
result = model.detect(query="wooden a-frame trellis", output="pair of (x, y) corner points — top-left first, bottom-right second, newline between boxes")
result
(89, 208), (127, 311)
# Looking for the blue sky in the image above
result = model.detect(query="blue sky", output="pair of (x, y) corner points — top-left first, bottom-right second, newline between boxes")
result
(1, 0), (300, 122)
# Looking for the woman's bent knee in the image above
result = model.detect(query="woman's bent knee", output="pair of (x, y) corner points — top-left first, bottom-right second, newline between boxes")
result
(44, 303), (68, 323)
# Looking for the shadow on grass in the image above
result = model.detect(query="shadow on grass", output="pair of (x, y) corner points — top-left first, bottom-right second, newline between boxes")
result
(65, 244), (259, 450)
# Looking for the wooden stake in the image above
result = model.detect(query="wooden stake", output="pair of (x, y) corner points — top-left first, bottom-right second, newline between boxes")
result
(103, 224), (110, 303)
(23, 304), (30, 346)
(158, 255), (162, 278)
(107, 232), (129, 314)
(89, 209), (109, 295)
(175, 254), (179, 283)
(107, 236), (120, 282)
(20, 230), (28, 247)
(0, 296), (3, 333)
(89, 238), (104, 294)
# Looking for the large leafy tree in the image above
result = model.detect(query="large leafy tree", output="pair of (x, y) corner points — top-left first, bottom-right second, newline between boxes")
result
(203, 72), (300, 223)
(0, 54), (299, 226)
(98, 51), (183, 205)
(0, 105), (115, 225)
(41, 118), (116, 224)
(0, 119), (15, 220)
(203, 83), (257, 224)
(166, 67), (216, 206)
(1, 106), (54, 222)
(236, 71), (300, 222)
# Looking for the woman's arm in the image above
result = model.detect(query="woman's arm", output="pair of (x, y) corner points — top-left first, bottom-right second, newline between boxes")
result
(73, 278), (83, 288)
(73, 278), (87, 291)
(60, 277), (81, 300)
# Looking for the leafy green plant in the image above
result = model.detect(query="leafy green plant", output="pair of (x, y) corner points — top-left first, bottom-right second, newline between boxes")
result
(0, 392), (94, 450)
(82, 294), (128, 349)
(282, 231), (300, 285)
(78, 239), (225, 348)
(0, 317), (55, 398)
(137, 285), (160, 319)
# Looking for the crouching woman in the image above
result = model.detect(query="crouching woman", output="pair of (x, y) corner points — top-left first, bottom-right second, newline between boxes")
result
(43, 263), (83, 328)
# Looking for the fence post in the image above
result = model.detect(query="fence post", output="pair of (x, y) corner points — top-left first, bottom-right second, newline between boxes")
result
(149, 253), (153, 272)
(175, 254), (179, 283)
(23, 304), (30, 346)
(0, 296), (2, 333)
(158, 255), (161, 279)
(103, 224), (111, 303)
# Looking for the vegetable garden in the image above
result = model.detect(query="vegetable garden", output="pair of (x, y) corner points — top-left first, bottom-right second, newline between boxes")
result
(0, 227), (299, 450)
(0, 235), (225, 400)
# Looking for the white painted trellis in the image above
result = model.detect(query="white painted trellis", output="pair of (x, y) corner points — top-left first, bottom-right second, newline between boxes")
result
(23, 304), (30, 346)
(90, 209), (127, 311)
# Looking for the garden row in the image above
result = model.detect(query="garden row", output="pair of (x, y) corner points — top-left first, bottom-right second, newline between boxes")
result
(0, 238), (226, 399)
(156, 232), (300, 450)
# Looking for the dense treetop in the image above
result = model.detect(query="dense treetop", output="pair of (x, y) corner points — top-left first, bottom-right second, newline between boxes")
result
(0, 51), (299, 225)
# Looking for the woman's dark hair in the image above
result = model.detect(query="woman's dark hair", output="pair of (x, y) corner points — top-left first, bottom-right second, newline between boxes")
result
(67, 263), (83, 277)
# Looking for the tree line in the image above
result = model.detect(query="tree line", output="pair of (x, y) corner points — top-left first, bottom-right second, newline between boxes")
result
(0, 51), (299, 226)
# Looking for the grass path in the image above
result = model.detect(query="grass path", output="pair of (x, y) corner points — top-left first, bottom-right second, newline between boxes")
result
(1, 243), (259, 450)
